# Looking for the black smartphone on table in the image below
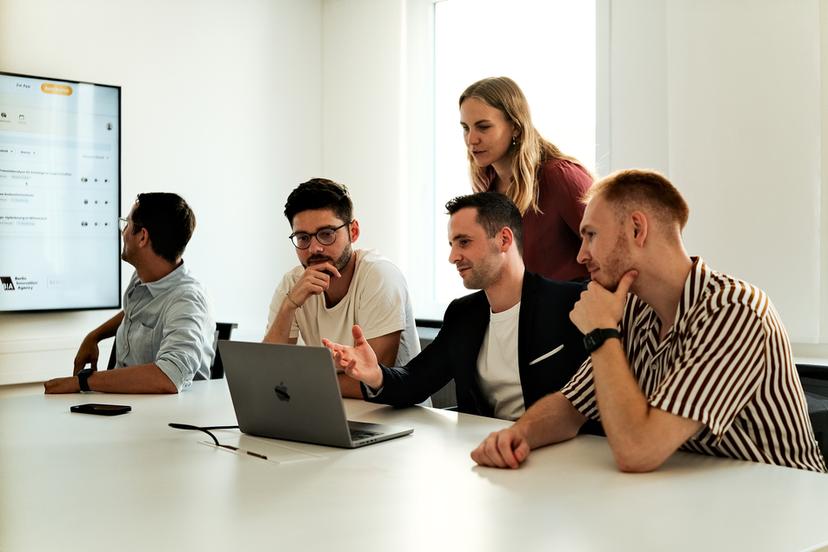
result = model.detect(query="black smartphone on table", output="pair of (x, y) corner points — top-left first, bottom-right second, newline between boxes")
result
(70, 404), (131, 416)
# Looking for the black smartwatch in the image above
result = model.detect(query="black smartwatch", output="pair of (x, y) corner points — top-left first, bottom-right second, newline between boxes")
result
(583, 328), (622, 354)
(77, 368), (95, 392)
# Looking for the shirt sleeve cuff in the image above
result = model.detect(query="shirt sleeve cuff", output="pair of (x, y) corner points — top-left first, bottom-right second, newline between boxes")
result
(361, 382), (384, 399)
(155, 359), (187, 392)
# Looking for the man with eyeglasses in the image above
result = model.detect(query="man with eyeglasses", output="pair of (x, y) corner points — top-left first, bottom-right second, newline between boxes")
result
(44, 192), (215, 394)
(263, 178), (419, 398)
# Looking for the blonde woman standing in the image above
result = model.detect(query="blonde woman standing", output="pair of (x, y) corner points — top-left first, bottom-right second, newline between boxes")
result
(459, 76), (591, 281)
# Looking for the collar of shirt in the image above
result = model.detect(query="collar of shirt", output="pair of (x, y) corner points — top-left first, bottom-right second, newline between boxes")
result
(138, 262), (189, 298)
(637, 256), (709, 358)
(674, 256), (710, 322)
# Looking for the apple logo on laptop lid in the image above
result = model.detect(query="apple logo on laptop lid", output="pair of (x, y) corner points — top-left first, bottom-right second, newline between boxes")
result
(274, 382), (290, 402)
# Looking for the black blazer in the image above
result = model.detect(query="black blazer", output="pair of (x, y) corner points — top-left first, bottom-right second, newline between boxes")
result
(366, 271), (587, 417)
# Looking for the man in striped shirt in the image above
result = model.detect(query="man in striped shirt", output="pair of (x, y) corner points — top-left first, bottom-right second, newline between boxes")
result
(472, 169), (827, 473)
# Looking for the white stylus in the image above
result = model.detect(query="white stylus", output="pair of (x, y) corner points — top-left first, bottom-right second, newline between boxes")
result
(529, 344), (564, 366)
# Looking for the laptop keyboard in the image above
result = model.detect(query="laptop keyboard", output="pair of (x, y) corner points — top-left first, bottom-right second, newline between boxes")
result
(350, 429), (381, 440)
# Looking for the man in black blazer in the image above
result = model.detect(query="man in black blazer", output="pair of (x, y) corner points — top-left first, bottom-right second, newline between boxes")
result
(324, 192), (587, 421)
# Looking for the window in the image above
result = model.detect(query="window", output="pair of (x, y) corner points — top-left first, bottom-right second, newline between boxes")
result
(408, 0), (597, 319)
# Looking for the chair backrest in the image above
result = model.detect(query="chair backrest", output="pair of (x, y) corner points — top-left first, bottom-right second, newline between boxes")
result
(106, 321), (238, 380)
(210, 322), (238, 379)
(796, 363), (828, 464)
(416, 319), (457, 410)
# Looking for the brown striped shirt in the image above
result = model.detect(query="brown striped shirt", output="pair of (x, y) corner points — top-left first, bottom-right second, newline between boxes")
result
(561, 258), (827, 472)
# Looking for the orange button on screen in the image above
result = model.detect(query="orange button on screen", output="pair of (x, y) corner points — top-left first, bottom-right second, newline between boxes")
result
(40, 83), (73, 96)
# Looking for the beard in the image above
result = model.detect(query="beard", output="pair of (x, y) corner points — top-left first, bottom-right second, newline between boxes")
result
(458, 244), (502, 290)
(461, 262), (499, 290)
(304, 244), (353, 273)
(120, 244), (132, 264)
(595, 233), (633, 291)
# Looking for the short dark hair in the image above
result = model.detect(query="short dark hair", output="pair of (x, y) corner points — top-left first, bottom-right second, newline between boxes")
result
(445, 192), (524, 254)
(284, 178), (353, 224)
(130, 192), (195, 264)
(586, 169), (690, 230)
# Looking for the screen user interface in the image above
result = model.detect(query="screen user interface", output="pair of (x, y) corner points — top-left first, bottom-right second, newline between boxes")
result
(0, 73), (120, 311)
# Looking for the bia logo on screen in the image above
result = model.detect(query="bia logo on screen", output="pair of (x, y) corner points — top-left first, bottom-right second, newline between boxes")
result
(274, 382), (290, 402)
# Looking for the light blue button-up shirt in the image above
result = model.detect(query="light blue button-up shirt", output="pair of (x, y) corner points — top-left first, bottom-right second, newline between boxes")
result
(115, 263), (214, 391)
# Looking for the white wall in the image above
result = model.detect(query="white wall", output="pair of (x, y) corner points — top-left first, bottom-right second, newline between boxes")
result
(0, 0), (322, 384)
(608, 0), (825, 347)
(320, 0), (408, 268)
(321, 0), (433, 294)
(602, 0), (669, 173)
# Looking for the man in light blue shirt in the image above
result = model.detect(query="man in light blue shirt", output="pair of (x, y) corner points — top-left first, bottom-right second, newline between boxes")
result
(44, 193), (214, 394)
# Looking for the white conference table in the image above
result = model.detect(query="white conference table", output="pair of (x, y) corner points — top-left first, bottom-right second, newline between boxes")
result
(1, 380), (827, 552)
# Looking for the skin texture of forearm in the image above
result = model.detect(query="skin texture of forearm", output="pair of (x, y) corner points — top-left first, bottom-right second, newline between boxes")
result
(337, 374), (363, 398)
(263, 301), (299, 344)
(88, 363), (178, 394)
(588, 341), (702, 472)
(514, 392), (586, 449)
(367, 332), (401, 367)
(90, 311), (125, 342)
(589, 341), (650, 447)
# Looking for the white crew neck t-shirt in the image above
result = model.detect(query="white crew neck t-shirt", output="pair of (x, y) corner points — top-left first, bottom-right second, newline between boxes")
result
(267, 249), (420, 366)
(477, 301), (523, 420)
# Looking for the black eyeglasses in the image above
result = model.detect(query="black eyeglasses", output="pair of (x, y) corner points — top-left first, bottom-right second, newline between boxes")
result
(289, 221), (350, 249)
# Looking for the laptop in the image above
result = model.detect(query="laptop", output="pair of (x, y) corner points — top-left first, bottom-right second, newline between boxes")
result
(219, 340), (413, 448)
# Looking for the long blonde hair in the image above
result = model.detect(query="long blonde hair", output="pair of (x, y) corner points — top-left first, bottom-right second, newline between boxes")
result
(459, 76), (583, 214)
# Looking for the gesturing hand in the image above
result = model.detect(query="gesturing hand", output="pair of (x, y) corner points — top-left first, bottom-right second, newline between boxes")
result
(288, 262), (342, 307)
(322, 325), (383, 389)
(570, 270), (638, 334)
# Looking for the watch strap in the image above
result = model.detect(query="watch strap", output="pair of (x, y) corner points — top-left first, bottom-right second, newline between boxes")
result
(583, 328), (622, 354)
(77, 368), (94, 392)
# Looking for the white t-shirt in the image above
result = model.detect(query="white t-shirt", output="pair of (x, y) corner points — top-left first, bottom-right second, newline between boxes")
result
(267, 249), (420, 366)
(477, 301), (524, 420)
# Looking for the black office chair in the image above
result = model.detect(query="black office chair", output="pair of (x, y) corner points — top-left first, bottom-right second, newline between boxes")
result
(416, 318), (457, 410)
(210, 322), (237, 379)
(796, 363), (828, 463)
(106, 321), (238, 380)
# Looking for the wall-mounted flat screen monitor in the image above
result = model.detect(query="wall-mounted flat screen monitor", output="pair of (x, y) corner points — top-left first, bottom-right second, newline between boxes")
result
(0, 71), (120, 312)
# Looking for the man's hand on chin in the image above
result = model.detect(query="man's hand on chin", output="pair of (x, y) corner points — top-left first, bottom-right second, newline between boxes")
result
(44, 376), (80, 394)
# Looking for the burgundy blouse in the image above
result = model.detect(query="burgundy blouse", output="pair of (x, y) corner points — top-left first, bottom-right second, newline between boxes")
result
(516, 158), (591, 281)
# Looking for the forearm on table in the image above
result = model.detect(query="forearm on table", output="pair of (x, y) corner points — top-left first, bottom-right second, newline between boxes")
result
(589, 341), (654, 446)
(87, 363), (178, 394)
(513, 392), (586, 449)
(589, 342), (701, 471)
